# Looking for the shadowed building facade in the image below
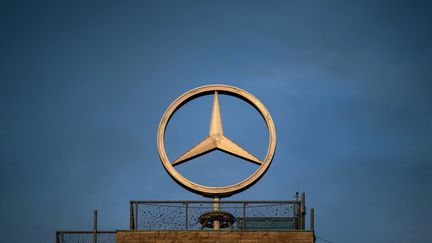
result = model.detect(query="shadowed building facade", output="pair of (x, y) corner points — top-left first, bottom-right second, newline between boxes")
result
(116, 230), (314, 243)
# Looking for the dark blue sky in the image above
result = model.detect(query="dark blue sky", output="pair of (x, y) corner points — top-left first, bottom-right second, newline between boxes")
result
(1, 1), (431, 242)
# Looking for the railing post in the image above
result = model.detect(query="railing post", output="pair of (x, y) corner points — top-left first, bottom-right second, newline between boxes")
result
(93, 210), (97, 243)
(310, 208), (315, 231)
(135, 202), (138, 230)
(294, 192), (299, 229)
(301, 192), (306, 230)
(185, 202), (189, 230)
(56, 231), (60, 243)
(130, 202), (135, 230)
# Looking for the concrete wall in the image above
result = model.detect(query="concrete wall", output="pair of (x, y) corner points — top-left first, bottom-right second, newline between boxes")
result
(116, 230), (315, 243)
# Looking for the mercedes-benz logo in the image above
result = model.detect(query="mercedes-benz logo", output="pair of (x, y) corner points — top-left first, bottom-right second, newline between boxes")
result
(157, 84), (276, 197)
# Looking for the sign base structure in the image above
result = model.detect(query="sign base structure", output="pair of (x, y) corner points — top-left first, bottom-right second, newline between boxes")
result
(56, 192), (315, 243)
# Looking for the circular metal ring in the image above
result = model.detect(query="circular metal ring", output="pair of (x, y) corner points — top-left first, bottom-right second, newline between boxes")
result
(157, 84), (276, 197)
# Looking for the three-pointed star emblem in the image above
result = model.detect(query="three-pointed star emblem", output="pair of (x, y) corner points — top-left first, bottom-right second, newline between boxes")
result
(171, 91), (261, 166)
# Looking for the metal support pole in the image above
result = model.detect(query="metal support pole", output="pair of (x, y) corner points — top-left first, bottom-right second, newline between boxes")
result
(295, 192), (299, 229)
(301, 192), (306, 230)
(213, 196), (220, 230)
(310, 208), (315, 231)
(135, 202), (138, 230)
(185, 202), (189, 230)
(56, 231), (60, 243)
(93, 210), (97, 243)
(130, 202), (135, 230)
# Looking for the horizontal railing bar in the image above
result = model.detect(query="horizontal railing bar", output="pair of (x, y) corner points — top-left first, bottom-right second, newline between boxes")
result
(130, 200), (297, 204)
(56, 230), (116, 233)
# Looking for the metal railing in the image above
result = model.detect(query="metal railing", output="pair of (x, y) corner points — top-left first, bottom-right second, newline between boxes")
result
(56, 210), (116, 243)
(129, 193), (310, 231)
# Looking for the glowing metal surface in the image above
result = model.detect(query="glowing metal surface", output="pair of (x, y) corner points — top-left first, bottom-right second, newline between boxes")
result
(157, 84), (276, 197)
